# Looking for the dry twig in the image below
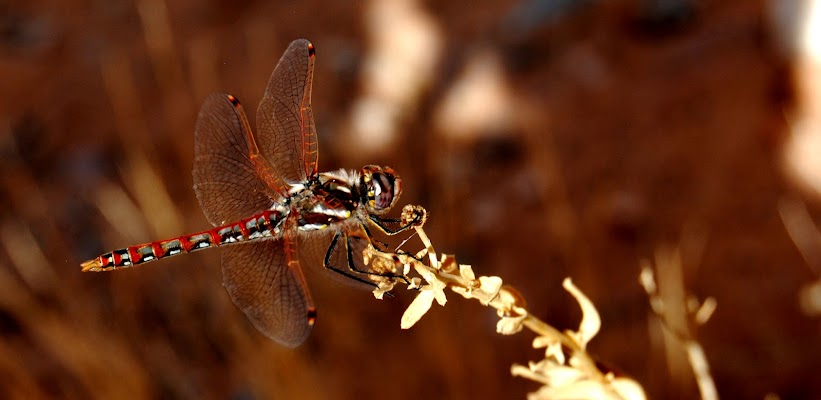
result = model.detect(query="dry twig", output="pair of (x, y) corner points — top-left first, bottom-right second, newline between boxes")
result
(365, 205), (646, 400)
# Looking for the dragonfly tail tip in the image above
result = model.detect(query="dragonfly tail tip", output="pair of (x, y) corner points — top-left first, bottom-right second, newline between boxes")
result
(80, 259), (101, 272)
(307, 307), (317, 326)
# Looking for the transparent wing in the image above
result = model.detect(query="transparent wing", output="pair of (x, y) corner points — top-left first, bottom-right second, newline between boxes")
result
(192, 93), (278, 226)
(256, 38), (319, 184)
(221, 235), (314, 348)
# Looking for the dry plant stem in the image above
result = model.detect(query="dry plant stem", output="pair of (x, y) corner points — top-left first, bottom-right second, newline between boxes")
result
(640, 258), (718, 400)
(370, 205), (645, 399)
(520, 317), (589, 364)
(413, 225), (438, 268)
(410, 224), (613, 389)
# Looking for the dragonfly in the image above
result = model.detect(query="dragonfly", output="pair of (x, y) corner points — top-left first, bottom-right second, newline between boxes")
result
(81, 39), (421, 347)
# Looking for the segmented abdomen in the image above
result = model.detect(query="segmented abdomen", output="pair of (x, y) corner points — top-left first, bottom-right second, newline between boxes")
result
(81, 209), (286, 271)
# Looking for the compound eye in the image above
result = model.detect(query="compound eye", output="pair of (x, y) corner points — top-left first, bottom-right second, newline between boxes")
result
(372, 172), (395, 210)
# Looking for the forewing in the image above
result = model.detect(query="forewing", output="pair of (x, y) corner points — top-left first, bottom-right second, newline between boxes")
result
(193, 93), (277, 226)
(221, 238), (314, 347)
(256, 39), (319, 184)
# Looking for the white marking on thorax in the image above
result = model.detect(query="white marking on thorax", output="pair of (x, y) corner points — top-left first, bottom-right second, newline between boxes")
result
(299, 223), (328, 231)
(310, 204), (352, 219)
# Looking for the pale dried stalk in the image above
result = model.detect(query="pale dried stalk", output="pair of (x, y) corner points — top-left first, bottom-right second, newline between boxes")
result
(639, 253), (718, 400)
(366, 205), (646, 400)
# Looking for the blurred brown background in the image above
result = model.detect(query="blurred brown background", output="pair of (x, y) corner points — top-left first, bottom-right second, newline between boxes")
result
(1, 0), (819, 398)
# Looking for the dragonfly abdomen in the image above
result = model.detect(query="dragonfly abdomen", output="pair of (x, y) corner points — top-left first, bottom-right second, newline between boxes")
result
(81, 209), (287, 272)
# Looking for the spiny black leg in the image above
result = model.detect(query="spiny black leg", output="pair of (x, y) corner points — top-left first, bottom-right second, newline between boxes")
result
(323, 230), (380, 289)
(361, 224), (389, 250)
(323, 230), (342, 267)
(368, 212), (422, 235)
(361, 221), (424, 263)
(344, 234), (410, 286)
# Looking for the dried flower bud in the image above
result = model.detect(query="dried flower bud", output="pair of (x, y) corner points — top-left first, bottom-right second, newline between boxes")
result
(477, 276), (503, 305)
(497, 313), (527, 335)
(407, 277), (423, 290)
(401, 204), (427, 227)
(459, 264), (476, 281)
(373, 281), (396, 299)
(439, 254), (458, 273)
(498, 285), (527, 311)
(369, 250), (401, 275)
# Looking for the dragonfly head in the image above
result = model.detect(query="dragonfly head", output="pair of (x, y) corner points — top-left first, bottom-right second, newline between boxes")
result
(360, 165), (401, 215)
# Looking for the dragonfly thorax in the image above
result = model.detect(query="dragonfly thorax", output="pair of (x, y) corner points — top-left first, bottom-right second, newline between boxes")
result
(283, 165), (401, 232)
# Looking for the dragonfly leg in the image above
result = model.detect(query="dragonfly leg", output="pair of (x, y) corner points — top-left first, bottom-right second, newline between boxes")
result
(368, 211), (424, 235)
(322, 230), (410, 289)
(362, 221), (424, 263)
(360, 224), (389, 251)
(323, 230), (381, 289)
(362, 225), (424, 261)
(344, 233), (411, 286)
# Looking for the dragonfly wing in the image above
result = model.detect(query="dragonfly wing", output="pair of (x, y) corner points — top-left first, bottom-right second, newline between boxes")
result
(193, 93), (277, 226)
(256, 39), (319, 185)
(221, 236), (314, 347)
